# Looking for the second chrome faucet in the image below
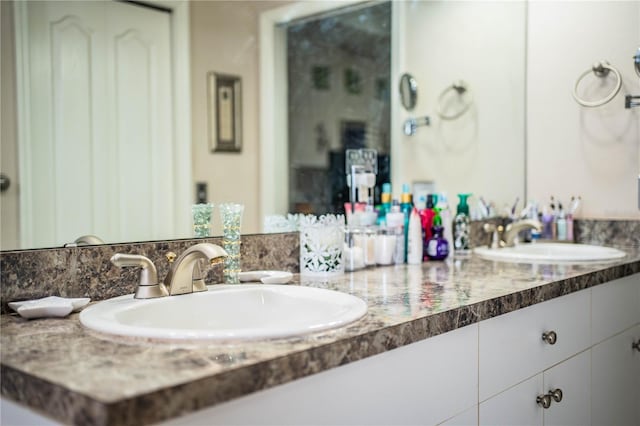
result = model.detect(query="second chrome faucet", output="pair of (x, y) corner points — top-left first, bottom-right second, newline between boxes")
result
(111, 243), (228, 299)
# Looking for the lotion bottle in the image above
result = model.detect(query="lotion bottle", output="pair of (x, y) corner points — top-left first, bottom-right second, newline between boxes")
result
(407, 207), (423, 264)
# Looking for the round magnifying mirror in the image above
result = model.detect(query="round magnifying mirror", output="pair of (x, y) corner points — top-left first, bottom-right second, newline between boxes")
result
(399, 73), (417, 111)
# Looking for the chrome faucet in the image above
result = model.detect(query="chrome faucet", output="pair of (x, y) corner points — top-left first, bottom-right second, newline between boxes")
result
(163, 243), (228, 296)
(110, 243), (227, 299)
(503, 219), (542, 247)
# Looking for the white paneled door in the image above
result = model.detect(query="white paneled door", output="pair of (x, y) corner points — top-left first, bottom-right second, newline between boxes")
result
(16, 1), (176, 248)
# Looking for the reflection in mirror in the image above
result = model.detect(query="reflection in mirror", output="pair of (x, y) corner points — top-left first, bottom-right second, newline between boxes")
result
(399, 73), (418, 111)
(286, 1), (391, 215)
(1, 0), (526, 251)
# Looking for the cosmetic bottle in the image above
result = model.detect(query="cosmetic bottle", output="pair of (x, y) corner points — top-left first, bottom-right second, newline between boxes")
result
(420, 194), (437, 260)
(426, 214), (449, 261)
(556, 204), (567, 241)
(407, 207), (423, 264)
(437, 193), (454, 252)
(453, 193), (471, 253)
(378, 182), (392, 225)
(566, 214), (574, 242)
(541, 207), (553, 239)
(400, 183), (413, 262)
(385, 201), (405, 264)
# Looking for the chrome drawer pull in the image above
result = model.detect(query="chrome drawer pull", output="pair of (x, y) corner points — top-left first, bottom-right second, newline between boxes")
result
(542, 331), (557, 345)
(536, 394), (552, 409)
(537, 388), (563, 409)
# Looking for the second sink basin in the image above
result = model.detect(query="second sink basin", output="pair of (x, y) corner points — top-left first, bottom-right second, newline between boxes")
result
(474, 242), (626, 263)
(79, 284), (367, 341)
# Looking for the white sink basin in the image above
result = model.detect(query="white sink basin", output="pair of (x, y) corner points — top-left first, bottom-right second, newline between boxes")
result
(79, 284), (367, 341)
(474, 243), (626, 263)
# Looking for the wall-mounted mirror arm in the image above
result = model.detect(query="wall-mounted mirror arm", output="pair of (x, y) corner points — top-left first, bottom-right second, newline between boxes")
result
(403, 116), (431, 136)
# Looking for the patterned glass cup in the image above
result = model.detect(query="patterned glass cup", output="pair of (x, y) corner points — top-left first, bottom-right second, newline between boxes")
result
(299, 214), (345, 276)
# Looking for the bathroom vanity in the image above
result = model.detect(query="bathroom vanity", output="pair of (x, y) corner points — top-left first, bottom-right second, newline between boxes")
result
(1, 245), (639, 425)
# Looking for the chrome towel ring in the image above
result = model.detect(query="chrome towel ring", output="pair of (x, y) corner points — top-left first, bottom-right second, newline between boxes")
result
(436, 80), (473, 120)
(572, 61), (621, 107)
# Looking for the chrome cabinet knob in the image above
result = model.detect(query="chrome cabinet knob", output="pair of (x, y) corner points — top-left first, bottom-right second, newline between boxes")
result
(632, 340), (640, 352)
(537, 394), (552, 409)
(537, 388), (563, 409)
(542, 331), (557, 345)
(549, 388), (563, 403)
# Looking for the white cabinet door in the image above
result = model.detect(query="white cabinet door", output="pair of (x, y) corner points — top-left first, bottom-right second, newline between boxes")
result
(479, 374), (543, 426)
(479, 289), (590, 401)
(591, 325), (640, 426)
(592, 273), (640, 345)
(543, 350), (591, 426)
(164, 324), (479, 426)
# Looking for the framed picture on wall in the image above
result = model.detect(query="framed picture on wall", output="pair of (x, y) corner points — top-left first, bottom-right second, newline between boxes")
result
(207, 72), (242, 153)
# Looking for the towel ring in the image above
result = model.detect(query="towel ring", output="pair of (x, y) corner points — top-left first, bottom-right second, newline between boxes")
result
(572, 61), (621, 107)
(436, 80), (473, 120)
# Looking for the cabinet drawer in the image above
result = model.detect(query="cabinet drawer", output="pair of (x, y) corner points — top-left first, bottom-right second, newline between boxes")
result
(592, 273), (640, 345)
(183, 324), (479, 426)
(479, 289), (590, 401)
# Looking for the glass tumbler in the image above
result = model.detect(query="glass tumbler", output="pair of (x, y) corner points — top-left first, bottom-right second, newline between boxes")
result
(219, 203), (244, 283)
(192, 203), (214, 238)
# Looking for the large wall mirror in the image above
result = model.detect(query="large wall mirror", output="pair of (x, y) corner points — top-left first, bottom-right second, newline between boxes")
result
(0, 0), (525, 251)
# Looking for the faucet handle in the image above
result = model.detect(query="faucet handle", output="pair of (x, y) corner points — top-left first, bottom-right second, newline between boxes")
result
(166, 252), (177, 263)
(110, 254), (168, 299)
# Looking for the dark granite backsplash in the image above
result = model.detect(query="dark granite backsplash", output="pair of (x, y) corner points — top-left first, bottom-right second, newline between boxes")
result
(0, 233), (299, 313)
(574, 219), (640, 247)
(1, 218), (637, 313)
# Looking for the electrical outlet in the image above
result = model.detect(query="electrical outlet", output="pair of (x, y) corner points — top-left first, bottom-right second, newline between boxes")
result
(196, 182), (208, 204)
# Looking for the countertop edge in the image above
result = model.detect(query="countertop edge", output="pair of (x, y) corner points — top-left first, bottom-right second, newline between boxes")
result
(2, 260), (639, 425)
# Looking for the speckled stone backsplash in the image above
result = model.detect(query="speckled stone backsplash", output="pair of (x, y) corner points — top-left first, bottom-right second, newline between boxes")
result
(0, 233), (299, 313)
(1, 219), (637, 313)
(574, 219), (640, 247)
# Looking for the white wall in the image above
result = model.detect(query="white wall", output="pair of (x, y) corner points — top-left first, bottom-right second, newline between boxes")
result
(399, 1), (526, 214)
(527, 1), (640, 219)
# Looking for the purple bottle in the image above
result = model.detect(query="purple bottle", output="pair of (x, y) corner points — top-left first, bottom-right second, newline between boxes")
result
(426, 225), (449, 260)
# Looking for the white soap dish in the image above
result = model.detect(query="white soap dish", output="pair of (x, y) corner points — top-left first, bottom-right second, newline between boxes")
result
(8, 296), (91, 319)
(238, 270), (293, 284)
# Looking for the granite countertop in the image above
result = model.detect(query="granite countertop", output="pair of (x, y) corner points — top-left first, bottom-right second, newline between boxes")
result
(2, 248), (639, 426)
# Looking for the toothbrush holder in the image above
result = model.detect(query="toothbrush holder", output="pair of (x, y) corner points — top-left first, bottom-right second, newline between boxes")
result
(219, 203), (244, 283)
(299, 214), (345, 276)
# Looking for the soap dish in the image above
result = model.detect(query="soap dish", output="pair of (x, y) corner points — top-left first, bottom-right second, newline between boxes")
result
(238, 270), (293, 284)
(8, 296), (91, 320)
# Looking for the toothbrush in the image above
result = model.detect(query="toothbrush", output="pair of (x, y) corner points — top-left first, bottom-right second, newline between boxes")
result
(569, 196), (582, 215)
(511, 197), (520, 217)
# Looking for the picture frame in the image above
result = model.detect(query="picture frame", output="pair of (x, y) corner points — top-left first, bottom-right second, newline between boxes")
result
(207, 72), (242, 153)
